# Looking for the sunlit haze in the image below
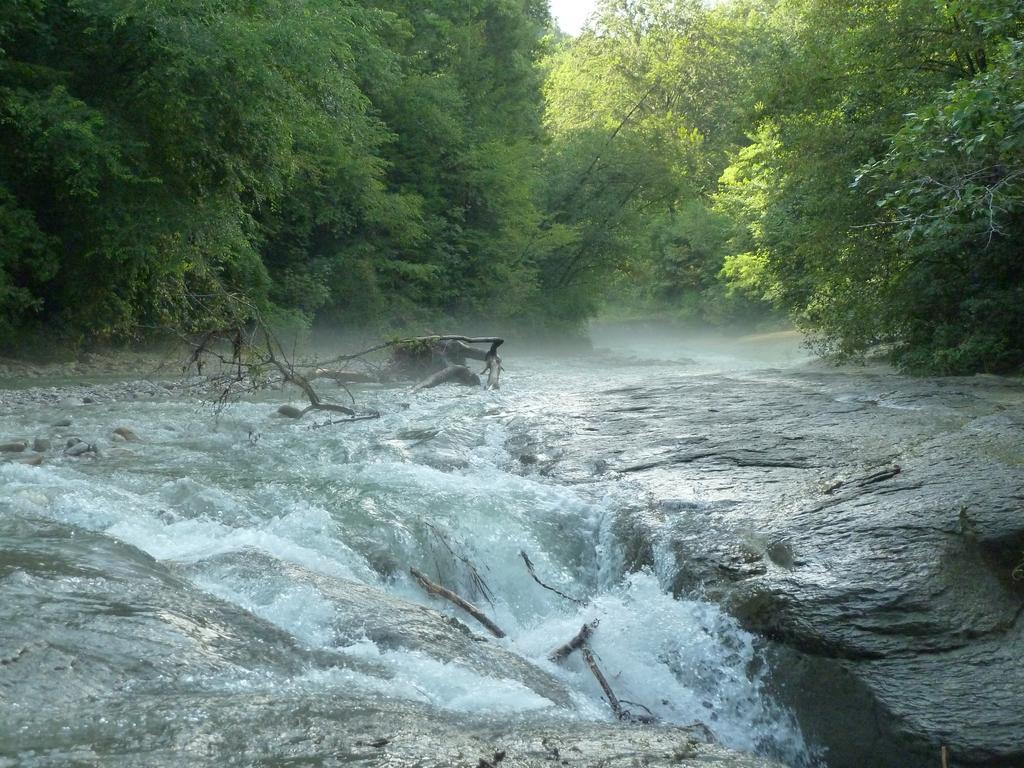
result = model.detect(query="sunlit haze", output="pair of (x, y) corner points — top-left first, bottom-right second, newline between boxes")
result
(550, 0), (598, 35)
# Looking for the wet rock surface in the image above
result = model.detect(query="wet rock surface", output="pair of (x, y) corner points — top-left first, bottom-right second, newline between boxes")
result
(185, 550), (576, 708)
(0, 515), (780, 768)
(537, 365), (1024, 768)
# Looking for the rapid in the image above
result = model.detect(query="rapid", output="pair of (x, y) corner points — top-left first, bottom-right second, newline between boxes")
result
(0, 329), (847, 767)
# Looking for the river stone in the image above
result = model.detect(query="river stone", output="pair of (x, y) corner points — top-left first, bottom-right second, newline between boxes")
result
(52, 417), (73, 427)
(113, 426), (139, 442)
(540, 367), (1024, 768)
(64, 440), (93, 457)
(0, 440), (27, 453)
(277, 404), (305, 419)
(32, 437), (50, 452)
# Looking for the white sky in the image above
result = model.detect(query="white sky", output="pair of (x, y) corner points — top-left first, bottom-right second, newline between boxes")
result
(549, 0), (599, 35)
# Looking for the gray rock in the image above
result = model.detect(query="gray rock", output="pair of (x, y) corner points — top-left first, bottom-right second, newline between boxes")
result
(112, 426), (139, 442)
(32, 437), (50, 452)
(188, 551), (573, 709)
(0, 441), (27, 453)
(0, 522), (779, 768)
(277, 404), (305, 419)
(51, 417), (73, 427)
(64, 441), (93, 457)
(545, 368), (1024, 768)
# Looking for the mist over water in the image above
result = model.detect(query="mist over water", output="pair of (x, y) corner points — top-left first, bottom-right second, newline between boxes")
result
(0, 325), (818, 767)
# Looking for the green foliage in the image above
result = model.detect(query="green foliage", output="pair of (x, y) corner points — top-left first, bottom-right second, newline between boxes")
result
(536, 0), (775, 327)
(0, 0), (553, 344)
(1, 0), (1019, 373)
(711, 0), (1024, 373)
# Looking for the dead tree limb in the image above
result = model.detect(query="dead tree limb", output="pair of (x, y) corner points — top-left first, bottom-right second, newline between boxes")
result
(426, 522), (495, 608)
(581, 646), (624, 720)
(310, 369), (379, 384)
(309, 414), (382, 430)
(548, 620), (599, 663)
(549, 621), (658, 724)
(482, 341), (502, 390)
(263, 334), (356, 417)
(521, 551), (586, 606)
(409, 567), (506, 639)
(320, 336), (504, 367)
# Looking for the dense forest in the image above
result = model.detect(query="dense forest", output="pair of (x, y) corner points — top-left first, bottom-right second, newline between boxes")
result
(1, 0), (1021, 373)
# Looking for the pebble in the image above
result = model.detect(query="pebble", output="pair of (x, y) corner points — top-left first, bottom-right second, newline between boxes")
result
(52, 418), (73, 427)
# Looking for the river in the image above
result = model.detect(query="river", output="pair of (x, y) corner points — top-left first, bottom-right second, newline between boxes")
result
(2, 328), (1021, 768)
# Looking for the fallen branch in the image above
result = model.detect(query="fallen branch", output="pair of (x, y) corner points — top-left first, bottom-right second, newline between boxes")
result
(426, 522), (495, 608)
(264, 334), (356, 417)
(548, 620), (599, 663)
(321, 336), (505, 367)
(521, 551), (586, 606)
(310, 369), (380, 384)
(581, 646), (624, 720)
(309, 413), (382, 429)
(620, 699), (658, 723)
(409, 567), (506, 638)
(481, 342), (502, 390)
(549, 621), (658, 724)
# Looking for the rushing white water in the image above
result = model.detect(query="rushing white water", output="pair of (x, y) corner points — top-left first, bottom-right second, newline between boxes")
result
(0, 334), (817, 766)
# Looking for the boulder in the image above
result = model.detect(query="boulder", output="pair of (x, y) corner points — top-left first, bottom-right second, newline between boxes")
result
(277, 404), (305, 419)
(0, 441), (27, 453)
(112, 426), (139, 442)
(546, 368), (1024, 768)
(64, 440), (95, 457)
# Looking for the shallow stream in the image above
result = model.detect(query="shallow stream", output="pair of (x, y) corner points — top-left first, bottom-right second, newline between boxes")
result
(2, 328), (962, 768)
